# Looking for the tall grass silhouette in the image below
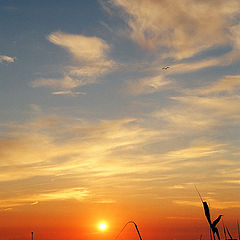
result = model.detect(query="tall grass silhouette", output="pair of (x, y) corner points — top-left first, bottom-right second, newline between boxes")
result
(195, 186), (222, 240)
(115, 221), (143, 240)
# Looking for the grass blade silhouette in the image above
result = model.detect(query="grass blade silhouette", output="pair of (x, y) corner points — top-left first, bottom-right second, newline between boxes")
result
(223, 221), (227, 240)
(115, 221), (143, 240)
(226, 227), (233, 240)
(203, 201), (212, 225)
(195, 185), (222, 240)
(237, 220), (240, 240)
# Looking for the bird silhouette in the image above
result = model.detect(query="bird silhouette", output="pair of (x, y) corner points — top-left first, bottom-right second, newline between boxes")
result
(162, 66), (170, 70)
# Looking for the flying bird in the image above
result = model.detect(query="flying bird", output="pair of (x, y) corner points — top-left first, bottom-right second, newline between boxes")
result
(162, 66), (170, 70)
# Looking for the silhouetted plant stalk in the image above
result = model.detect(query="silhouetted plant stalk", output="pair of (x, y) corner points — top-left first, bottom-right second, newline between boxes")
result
(237, 220), (240, 240)
(195, 186), (222, 240)
(226, 226), (233, 240)
(115, 221), (143, 240)
(223, 221), (227, 240)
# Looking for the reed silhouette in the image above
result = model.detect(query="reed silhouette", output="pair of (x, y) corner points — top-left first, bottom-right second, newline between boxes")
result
(115, 221), (143, 240)
(195, 186), (222, 240)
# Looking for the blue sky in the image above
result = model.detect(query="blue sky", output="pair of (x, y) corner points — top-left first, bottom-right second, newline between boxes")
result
(1, 0), (240, 227)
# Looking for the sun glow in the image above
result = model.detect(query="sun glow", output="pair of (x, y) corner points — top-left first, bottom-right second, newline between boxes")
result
(99, 222), (107, 231)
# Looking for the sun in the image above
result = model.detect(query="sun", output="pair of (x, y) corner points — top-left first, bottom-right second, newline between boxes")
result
(99, 222), (107, 231)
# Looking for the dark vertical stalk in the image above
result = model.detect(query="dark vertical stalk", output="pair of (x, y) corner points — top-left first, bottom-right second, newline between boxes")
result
(237, 220), (240, 240)
(222, 221), (227, 240)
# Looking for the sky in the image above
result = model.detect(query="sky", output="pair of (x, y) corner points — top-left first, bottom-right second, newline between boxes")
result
(1, 1), (240, 240)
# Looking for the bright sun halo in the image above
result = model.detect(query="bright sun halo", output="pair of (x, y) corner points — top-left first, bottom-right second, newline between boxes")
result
(99, 223), (107, 231)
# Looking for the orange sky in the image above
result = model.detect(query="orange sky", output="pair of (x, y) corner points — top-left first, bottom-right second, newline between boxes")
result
(1, 0), (240, 239)
(1, 199), (240, 240)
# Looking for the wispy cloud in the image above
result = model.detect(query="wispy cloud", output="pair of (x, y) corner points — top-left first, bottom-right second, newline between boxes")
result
(47, 31), (114, 76)
(0, 116), (161, 206)
(165, 141), (226, 161)
(0, 110), (239, 209)
(127, 74), (171, 95)
(51, 90), (86, 96)
(0, 55), (15, 63)
(184, 75), (240, 95)
(0, 188), (89, 208)
(111, 0), (240, 60)
(154, 94), (240, 137)
(32, 31), (115, 93)
(175, 199), (240, 209)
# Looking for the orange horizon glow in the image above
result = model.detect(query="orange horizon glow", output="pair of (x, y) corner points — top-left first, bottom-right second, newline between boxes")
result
(1, 1), (240, 240)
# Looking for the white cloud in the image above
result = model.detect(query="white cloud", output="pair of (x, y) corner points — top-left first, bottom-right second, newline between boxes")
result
(0, 55), (15, 63)
(111, 0), (240, 59)
(47, 31), (114, 74)
(32, 32), (115, 92)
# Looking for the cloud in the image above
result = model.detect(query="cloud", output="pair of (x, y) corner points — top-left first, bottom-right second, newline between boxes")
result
(127, 74), (171, 95)
(154, 94), (240, 137)
(0, 117), (159, 182)
(185, 75), (240, 95)
(230, 24), (240, 50)
(169, 185), (185, 189)
(162, 58), (224, 75)
(31, 75), (94, 91)
(111, 0), (240, 60)
(171, 96), (240, 119)
(0, 55), (15, 63)
(153, 104), (217, 133)
(0, 188), (89, 208)
(0, 112), (239, 209)
(47, 31), (114, 74)
(32, 32), (115, 92)
(2, 115), (193, 208)
(51, 90), (86, 96)
(175, 199), (240, 209)
(165, 142), (226, 161)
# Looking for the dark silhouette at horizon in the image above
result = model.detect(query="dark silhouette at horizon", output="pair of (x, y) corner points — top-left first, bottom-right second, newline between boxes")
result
(115, 221), (143, 240)
(195, 186), (222, 240)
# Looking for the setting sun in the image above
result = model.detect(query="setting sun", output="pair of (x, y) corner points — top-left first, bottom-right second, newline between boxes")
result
(99, 223), (107, 231)
(1, 1), (240, 240)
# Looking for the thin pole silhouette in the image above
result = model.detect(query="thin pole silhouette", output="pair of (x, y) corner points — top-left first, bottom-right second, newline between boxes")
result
(237, 220), (240, 240)
(31, 232), (33, 240)
(222, 221), (227, 240)
(195, 185), (222, 240)
(115, 221), (143, 240)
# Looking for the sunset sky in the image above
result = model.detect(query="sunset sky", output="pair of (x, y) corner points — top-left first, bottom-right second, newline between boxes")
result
(1, 1), (240, 240)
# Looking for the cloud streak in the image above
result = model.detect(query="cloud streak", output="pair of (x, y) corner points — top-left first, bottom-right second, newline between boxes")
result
(0, 111), (239, 209)
(111, 0), (240, 59)
(0, 188), (89, 208)
(0, 55), (15, 63)
(32, 32), (115, 93)
(127, 74), (171, 95)
(184, 75), (240, 95)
